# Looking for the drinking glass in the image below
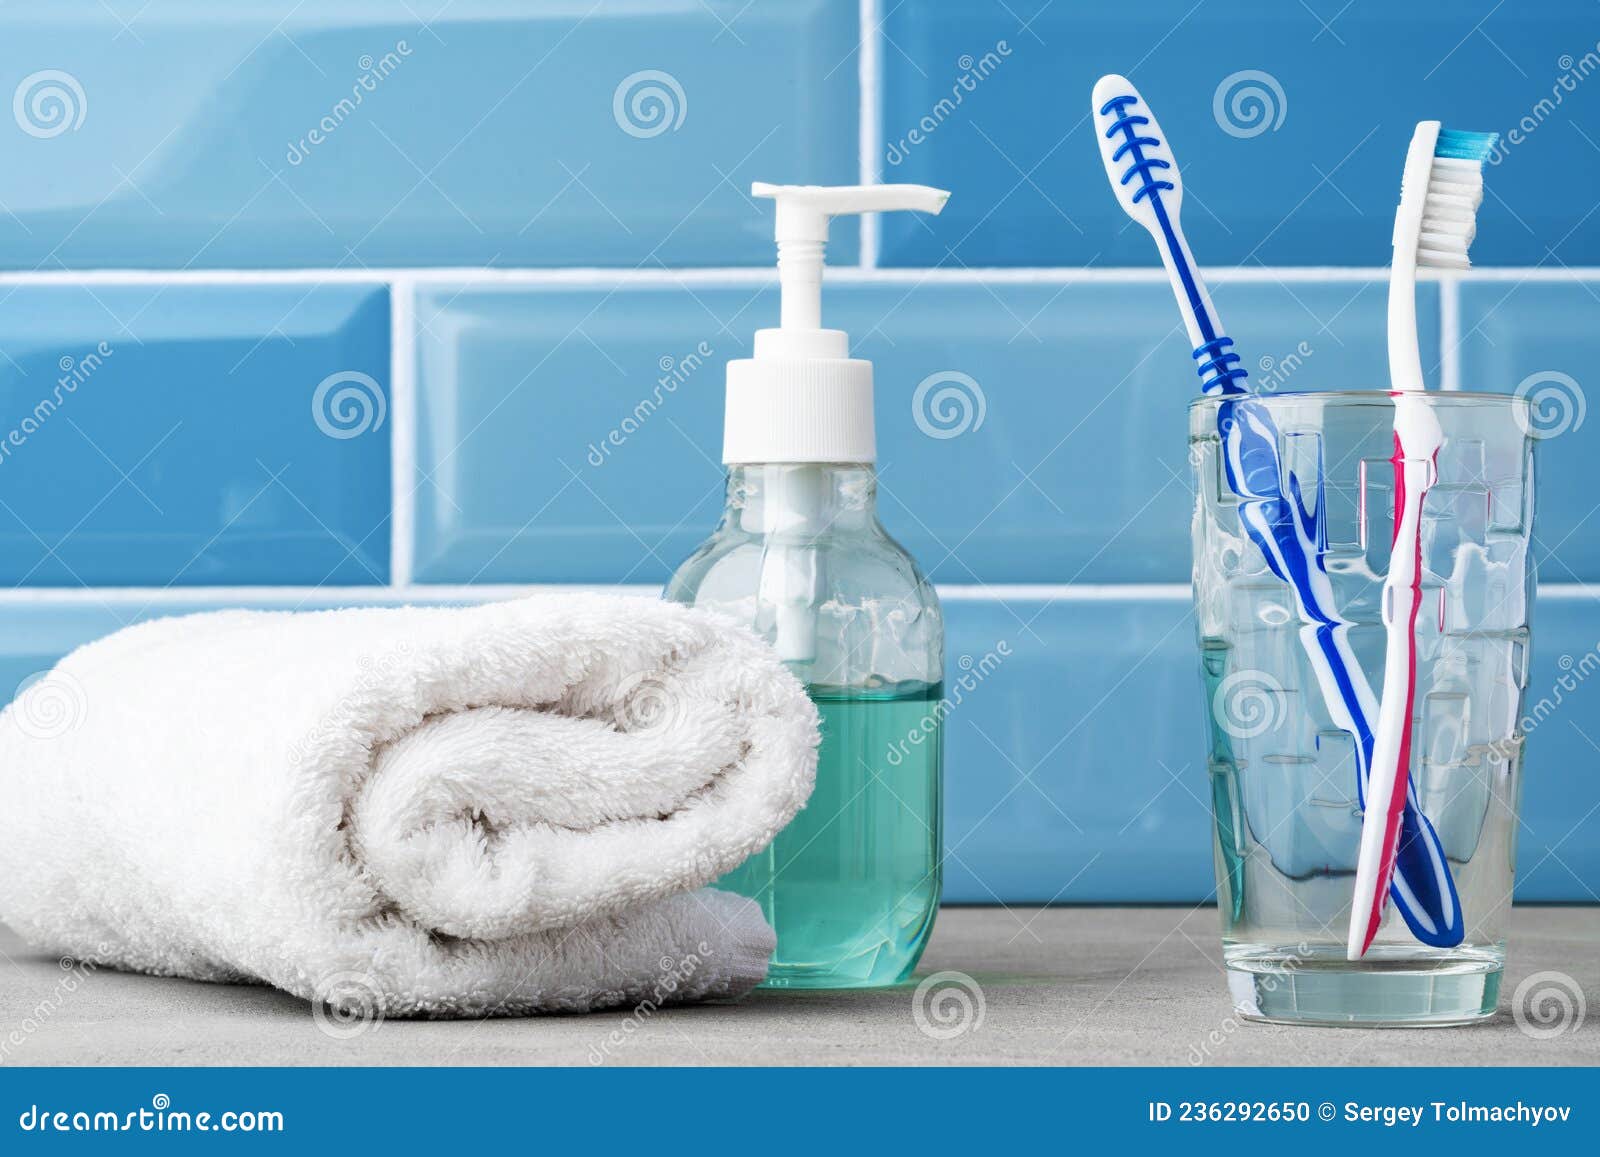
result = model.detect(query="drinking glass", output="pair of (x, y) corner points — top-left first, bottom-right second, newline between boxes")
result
(1189, 390), (1535, 1025)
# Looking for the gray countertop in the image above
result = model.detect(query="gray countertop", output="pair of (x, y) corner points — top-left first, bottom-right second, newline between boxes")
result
(3, 907), (1595, 1067)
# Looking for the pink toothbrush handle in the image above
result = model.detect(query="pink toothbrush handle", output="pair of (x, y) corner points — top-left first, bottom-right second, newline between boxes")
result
(1349, 426), (1435, 958)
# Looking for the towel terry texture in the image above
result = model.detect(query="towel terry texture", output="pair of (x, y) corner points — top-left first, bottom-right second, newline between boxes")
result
(0, 594), (819, 1017)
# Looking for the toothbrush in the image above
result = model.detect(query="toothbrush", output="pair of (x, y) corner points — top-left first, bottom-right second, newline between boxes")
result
(1090, 75), (1463, 947)
(1348, 123), (1496, 960)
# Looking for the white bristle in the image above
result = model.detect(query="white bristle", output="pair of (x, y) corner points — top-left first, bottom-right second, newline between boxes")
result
(1417, 247), (1470, 270)
(1391, 123), (1494, 392)
(1427, 200), (1472, 222)
(1416, 156), (1486, 269)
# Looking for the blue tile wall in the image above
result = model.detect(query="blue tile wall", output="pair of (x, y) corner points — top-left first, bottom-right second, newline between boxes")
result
(939, 596), (1208, 903)
(2, 2), (1597, 905)
(937, 594), (1600, 904)
(9, 2), (1597, 270)
(878, 0), (1600, 268)
(1514, 594), (1600, 901)
(414, 277), (1425, 584)
(411, 283), (733, 584)
(1457, 282), (1600, 582)
(0, 1), (857, 269)
(1, 591), (1593, 902)
(0, 283), (390, 586)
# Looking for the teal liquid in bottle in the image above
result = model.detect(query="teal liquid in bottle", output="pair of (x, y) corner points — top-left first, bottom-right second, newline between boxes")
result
(719, 681), (943, 987)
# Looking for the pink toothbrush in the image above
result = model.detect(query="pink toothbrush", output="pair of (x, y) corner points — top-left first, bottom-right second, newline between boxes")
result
(1348, 122), (1497, 959)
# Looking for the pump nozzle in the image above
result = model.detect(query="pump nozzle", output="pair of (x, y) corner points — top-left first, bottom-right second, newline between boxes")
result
(752, 181), (951, 238)
(752, 183), (949, 331)
(725, 184), (952, 668)
(724, 181), (952, 467)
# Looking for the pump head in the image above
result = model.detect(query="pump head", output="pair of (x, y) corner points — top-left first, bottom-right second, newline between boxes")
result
(753, 182), (949, 337)
(723, 182), (950, 465)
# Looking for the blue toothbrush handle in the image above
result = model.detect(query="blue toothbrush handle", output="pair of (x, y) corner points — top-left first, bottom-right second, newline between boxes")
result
(1224, 398), (1464, 946)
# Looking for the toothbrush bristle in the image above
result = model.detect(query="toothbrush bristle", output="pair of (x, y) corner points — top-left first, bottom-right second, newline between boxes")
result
(1434, 128), (1499, 163)
(1415, 127), (1496, 270)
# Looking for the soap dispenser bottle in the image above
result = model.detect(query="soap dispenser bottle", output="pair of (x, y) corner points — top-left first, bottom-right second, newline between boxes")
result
(666, 182), (950, 988)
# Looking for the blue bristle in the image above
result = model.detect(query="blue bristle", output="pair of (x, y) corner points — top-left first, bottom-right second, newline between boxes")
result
(1435, 128), (1499, 162)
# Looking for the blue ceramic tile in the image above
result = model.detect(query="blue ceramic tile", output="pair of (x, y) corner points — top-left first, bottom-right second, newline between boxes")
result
(1457, 281), (1600, 582)
(0, 284), (390, 586)
(878, 1), (1599, 267)
(845, 278), (1423, 584)
(1514, 593), (1600, 902)
(937, 593), (1600, 904)
(938, 595), (1209, 903)
(0, 1), (856, 269)
(412, 278), (1424, 584)
(410, 282), (736, 584)
(0, 590), (1593, 900)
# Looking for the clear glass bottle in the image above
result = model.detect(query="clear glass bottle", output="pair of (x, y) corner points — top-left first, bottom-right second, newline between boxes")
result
(667, 461), (943, 988)
(670, 181), (951, 987)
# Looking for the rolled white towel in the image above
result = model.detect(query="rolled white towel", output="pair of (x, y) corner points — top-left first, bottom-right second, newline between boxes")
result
(0, 594), (818, 1018)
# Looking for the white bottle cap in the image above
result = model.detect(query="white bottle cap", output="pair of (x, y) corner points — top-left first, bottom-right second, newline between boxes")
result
(723, 182), (950, 464)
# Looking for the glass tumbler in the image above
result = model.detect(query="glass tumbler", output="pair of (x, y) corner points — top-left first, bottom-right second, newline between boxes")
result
(1189, 391), (1535, 1026)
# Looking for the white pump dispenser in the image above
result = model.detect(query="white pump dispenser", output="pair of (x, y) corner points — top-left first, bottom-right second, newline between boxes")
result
(722, 182), (949, 465)
(719, 182), (949, 665)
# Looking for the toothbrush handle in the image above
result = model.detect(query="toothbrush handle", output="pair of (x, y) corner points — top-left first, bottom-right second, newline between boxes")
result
(1349, 452), (1429, 957)
(1158, 226), (1217, 352)
(1152, 214), (1248, 396)
(1387, 257), (1426, 392)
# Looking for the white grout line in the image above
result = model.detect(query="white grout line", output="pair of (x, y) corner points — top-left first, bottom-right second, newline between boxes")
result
(0, 268), (770, 288)
(935, 583), (1191, 601)
(3, 582), (1595, 607)
(857, 0), (882, 270)
(1439, 275), (1462, 391)
(821, 267), (1508, 284)
(1, 266), (1598, 288)
(0, 584), (662, 606)
(0, 269), (397, 286)
(388, 277), (417, 586)
(1529, 585), (1600, 599)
